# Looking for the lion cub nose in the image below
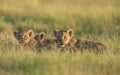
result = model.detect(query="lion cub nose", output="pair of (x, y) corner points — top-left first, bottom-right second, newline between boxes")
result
(60, 42), (64, 45)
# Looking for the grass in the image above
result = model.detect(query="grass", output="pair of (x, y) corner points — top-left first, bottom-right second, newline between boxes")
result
(0, 0), (120, 75)
(0, 50), (120, 75)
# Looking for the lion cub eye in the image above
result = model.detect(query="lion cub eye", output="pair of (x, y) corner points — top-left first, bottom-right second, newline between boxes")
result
(24, 35), (27, 38)
(64, 36), (67, 39)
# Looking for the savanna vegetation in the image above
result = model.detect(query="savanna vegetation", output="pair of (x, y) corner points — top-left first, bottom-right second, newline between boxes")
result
(0, 0), (120, 75)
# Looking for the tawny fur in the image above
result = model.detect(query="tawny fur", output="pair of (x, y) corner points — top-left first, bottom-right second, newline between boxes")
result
(13, 29), (37, 48)
(34, 32), (56, 49)
(54, 29), (106, 53)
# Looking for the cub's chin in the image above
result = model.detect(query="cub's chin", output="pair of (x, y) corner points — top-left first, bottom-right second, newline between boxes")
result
(57, 44), (65, 48)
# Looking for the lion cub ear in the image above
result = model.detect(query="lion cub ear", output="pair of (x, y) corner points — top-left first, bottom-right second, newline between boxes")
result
(39, 32), (46, 40)
(53, 29), (59, 36)
(67, 29), (74, 37)
(13, 31), (19, 39)
(34, 32), (46, 41)
(27, 29), (34, 37)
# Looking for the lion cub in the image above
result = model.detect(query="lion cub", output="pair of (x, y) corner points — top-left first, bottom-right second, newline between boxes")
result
(13, 29), (37, 48)
(34, 32), (56, 49)
(54, 29), (106, 53)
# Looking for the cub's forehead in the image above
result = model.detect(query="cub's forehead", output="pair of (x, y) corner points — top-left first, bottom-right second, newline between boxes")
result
(55, 30), (68, 37)
(57, 30), (67, 34)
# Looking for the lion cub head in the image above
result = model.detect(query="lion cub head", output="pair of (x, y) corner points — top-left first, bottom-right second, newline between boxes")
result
(54, 29), (74, 47)
(34, 32), (56, 49)
(34, 32), (46, 45)
(13, 29), (34, 45)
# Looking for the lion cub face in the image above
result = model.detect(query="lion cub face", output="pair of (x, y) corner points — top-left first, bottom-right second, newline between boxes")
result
(54, 29), (74, 47)
(34, 32), (46, 45)
(34, 32), (56, 49)
(13, 29), (34, 45)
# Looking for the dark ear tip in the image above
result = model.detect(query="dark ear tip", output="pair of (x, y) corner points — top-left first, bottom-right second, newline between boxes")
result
(53, 29), (58, 35)
(13, 31), (18, 35)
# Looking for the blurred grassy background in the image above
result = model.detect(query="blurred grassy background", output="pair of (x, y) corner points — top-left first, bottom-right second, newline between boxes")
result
(0, 0), (120, 75)
(0, 0), (120, 35)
